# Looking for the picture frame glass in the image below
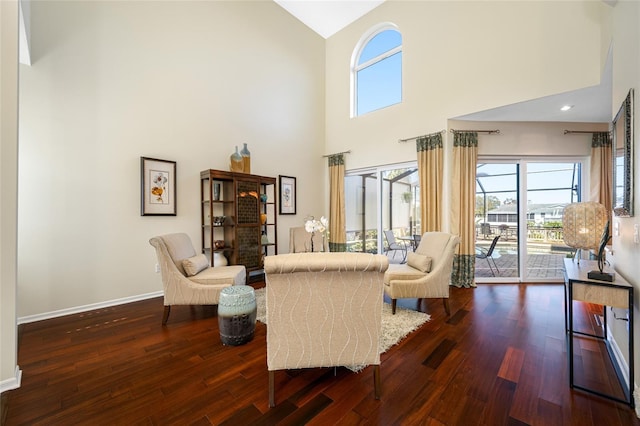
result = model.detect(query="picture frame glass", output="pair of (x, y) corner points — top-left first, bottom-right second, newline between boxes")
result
(612, 89), (634, 217)
(141, 157), (176, 216)
(279, 175), (296, 215)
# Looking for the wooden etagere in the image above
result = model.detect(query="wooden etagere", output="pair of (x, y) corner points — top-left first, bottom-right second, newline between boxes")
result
(200, 169), (277, 280)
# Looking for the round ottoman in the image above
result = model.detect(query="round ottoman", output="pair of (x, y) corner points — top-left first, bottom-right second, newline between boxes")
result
(218, 285), (257, 346)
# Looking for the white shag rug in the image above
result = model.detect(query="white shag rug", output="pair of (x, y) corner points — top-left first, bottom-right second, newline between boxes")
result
(253, 287), (430, 372)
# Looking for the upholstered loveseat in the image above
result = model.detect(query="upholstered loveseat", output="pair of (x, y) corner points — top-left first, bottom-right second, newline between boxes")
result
(263, 252), (389, 407)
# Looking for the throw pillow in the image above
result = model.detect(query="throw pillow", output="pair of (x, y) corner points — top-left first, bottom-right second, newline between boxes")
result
(407, 252), (432, 273)
(182, 254), (209, 276)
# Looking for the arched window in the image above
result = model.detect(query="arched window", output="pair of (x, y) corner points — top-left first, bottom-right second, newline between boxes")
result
(352, 24), (402, 117)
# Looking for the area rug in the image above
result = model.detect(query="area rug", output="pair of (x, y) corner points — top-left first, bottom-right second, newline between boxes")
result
(253, 287), (430, 372)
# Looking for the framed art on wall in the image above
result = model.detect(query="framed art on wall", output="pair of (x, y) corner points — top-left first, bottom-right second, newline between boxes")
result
(279, 175), (296, 215)
(141, 157), (176, 216)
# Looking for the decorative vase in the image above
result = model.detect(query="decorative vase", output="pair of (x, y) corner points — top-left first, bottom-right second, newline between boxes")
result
(260, 213), (267, 224)
(240, 143), (251, 174)
(260, 193), (268, 203)
(213, 182), (221, 201)
(212, 251), (228, 266)
(230, 146), (243, 172)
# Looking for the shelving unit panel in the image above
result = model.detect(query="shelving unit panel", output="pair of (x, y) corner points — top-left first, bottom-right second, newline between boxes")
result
(237, 226), (261, 268)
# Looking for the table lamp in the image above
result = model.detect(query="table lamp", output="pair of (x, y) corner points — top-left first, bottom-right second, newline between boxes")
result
(562, 201), (608, 265)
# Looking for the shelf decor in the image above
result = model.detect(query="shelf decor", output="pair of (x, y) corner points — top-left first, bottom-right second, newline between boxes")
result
(279, 175), (296, 215)
(140, 157), (176, 216)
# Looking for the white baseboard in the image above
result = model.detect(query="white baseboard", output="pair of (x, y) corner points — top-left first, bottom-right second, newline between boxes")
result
(17, 291), (163, 325)
(606, 325), (631, 388)
(607, 323), (639, 418)
(0, 366), (22, 393)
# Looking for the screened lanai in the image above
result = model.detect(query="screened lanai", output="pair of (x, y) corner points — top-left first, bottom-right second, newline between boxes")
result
(475, 162), (582, 280)
(345, 166), (420, 257)
(344, 161), (584, 281)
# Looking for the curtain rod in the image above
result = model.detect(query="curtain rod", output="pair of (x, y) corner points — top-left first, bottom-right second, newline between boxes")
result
(322, 150), (351, 158)
(450, 129), (500, 134)
(563, 130), (609, 135)
(398, 129), (446, 143)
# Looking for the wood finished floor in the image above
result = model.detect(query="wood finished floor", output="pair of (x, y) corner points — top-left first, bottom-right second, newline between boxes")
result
(3, 282), (639, 425)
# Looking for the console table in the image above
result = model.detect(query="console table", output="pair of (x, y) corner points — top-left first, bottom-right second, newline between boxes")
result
(563, 258), (634, 407)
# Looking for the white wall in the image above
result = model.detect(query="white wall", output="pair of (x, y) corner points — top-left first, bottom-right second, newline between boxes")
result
(453, 120), (602, 158)
(325, 0), (609, 171)
(1, 0), (21, 391)
(17, 1), (326, 318)
(607, 0), (640, 409)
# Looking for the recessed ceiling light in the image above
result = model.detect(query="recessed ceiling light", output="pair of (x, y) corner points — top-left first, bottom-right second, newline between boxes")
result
(561, 105), (574, 111)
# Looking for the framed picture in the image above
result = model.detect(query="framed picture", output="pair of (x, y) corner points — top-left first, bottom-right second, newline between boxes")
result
(279, 175), (296, 215)
(141, 157), (176, 216)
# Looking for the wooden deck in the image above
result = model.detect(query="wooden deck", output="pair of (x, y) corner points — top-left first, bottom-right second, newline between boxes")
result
(475, 238), (571, 279)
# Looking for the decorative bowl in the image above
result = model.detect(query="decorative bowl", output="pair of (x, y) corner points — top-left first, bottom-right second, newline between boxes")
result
(214, 240), (225, 249)
(213, 216), (226, 226)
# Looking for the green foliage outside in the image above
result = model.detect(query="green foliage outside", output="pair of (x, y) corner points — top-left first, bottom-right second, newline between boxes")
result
(475, 195), (501, 216)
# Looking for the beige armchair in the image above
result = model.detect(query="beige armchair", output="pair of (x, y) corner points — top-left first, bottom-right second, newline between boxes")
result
(149, 233), (246, 325)
(289, 226), (329, 253)
(264, 252), (389, 407)
(383, 232), (460, 316)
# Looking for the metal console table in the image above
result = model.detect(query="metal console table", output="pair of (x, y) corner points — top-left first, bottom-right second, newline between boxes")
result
(563, 258), (634, 407)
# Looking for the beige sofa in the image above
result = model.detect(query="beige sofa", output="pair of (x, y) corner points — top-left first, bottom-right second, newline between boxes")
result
(383, 232), (460, 315)
(149, 233), (246, 325)
(264, 252), (389, 407)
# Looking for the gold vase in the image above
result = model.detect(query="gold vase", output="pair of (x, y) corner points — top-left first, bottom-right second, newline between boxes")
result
(230, 146), (243, 172)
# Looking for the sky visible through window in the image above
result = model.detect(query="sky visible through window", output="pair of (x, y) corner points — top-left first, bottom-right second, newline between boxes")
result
(357, 29), (402, 116)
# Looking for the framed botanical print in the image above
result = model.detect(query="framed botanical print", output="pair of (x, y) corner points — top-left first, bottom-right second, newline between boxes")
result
(141, 157), (176, 216)
(279, 175), (296, 215)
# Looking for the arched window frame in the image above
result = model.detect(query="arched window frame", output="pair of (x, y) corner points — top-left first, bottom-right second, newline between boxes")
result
(351, 22), (402, 118)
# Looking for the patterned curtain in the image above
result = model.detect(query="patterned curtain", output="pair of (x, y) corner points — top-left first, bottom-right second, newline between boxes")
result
(417, 134), (443, 232)
(450, 132), (478, 288)
(328, 154), (346, 252)
(590, 132), (612, 223)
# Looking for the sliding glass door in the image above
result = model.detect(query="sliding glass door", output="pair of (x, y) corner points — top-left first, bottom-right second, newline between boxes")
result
(476, 159), (584, 282)
(345, 172), (378, 253)
(381, 167), (419, 238)
(524, 162), (581, 280)
(475, 163), (519, 278)
(345, 163), (419, 258)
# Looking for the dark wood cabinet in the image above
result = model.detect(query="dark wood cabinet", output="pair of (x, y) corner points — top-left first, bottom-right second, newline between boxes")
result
(201, 169), (277, 279)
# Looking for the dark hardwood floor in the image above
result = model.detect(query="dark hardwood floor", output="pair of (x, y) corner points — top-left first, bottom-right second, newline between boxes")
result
(3, 282), (639, 425)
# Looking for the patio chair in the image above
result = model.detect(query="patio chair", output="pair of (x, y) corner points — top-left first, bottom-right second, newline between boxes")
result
(383, 230), (407, 262)
(412, 234), (422, 251)
(476, 235), (500, 276)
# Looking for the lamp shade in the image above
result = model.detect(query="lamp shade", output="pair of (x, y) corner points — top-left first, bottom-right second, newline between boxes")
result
(562, 202), (608, 250)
